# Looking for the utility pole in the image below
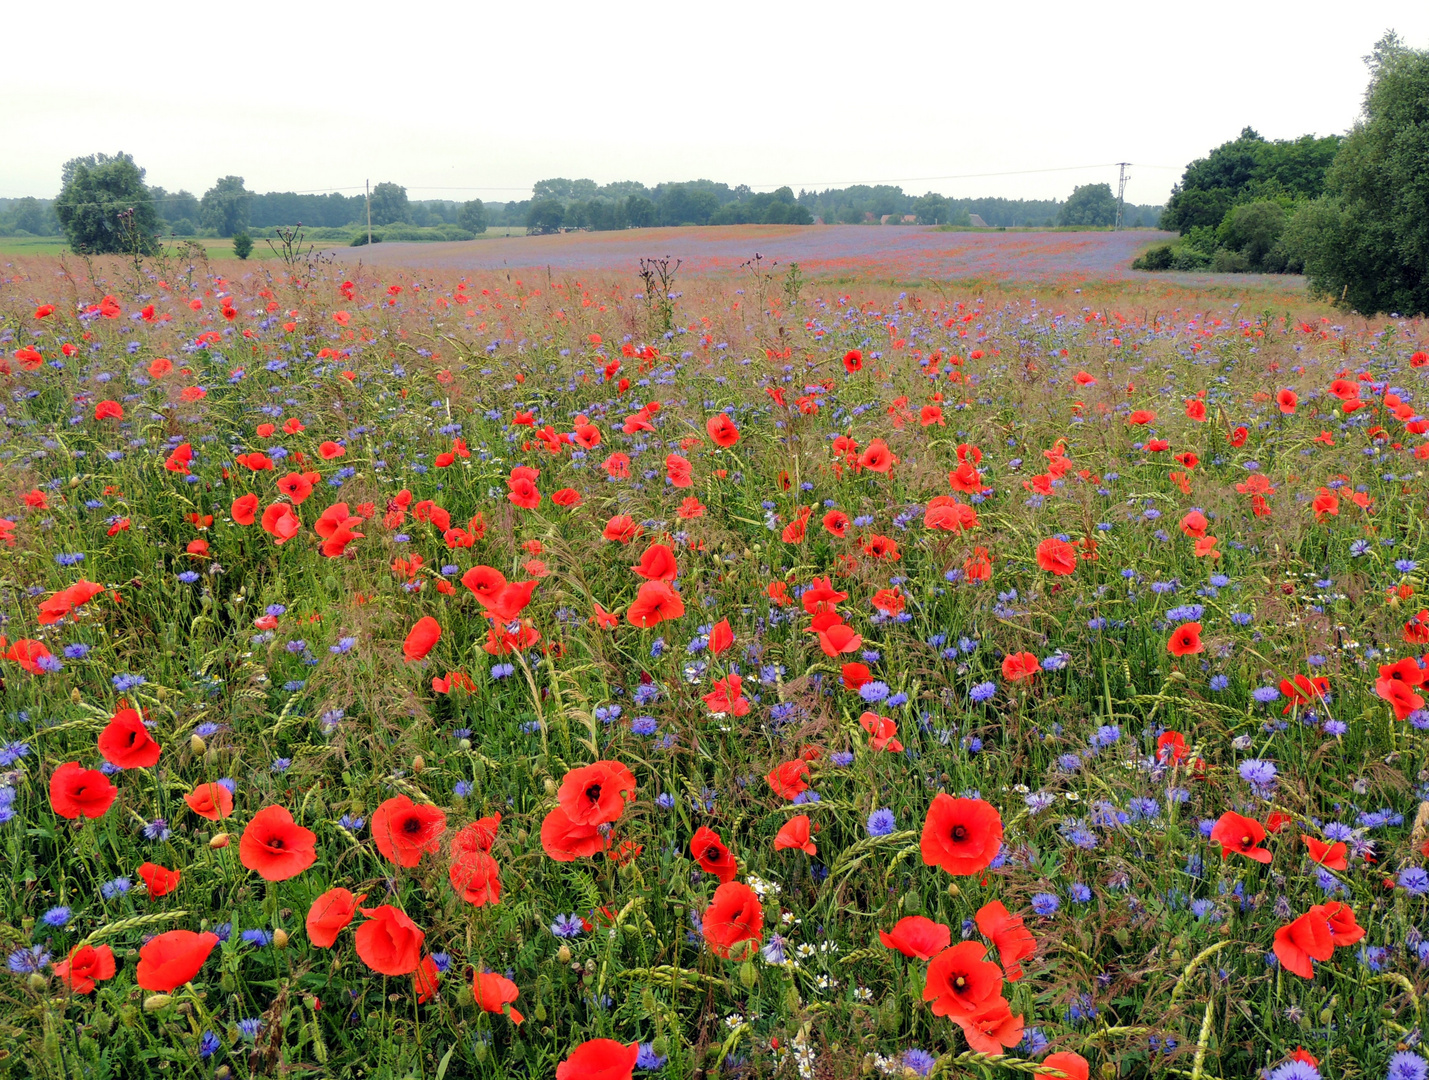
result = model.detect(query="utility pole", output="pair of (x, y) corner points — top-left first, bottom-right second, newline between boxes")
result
(1114, 162), (1130, 230)
(366, 179), (372, 246)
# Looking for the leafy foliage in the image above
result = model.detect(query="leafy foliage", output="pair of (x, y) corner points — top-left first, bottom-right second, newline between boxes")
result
(53, 153), (159, 255)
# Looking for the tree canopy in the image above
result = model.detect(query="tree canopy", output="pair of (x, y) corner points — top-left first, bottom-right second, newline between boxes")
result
(1058, 184), (1117, 227)
(54, 153), (160, 255)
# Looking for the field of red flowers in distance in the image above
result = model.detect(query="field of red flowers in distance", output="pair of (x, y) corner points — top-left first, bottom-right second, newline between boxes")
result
(339, 225), (1186, 283)
(0, 249), (1424, 1080)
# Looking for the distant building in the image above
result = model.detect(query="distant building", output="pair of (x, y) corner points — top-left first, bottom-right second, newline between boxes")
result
(968, 214), (989, 228)
(902, 214), (916, 224)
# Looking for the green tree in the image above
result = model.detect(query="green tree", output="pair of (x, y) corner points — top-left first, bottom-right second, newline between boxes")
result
(1218, 201), (1286, 269)
(1058, 183), (1117, 227)
(457, 200), (487, 234)
(1292, 33), (1429, 314)
(151, 187), (200, 225)
(54, 152), (160, 254)
(232, 232), (253, 259)
(526, 199), (565, 234)
(369, 182), (410, 226)
(624, 196), (656, 228)
(199, 176), (251, 237)
(913, 192), (950, 225)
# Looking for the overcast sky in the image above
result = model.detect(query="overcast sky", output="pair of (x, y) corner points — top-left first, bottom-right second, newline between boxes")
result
(5, 1), (1428, 206)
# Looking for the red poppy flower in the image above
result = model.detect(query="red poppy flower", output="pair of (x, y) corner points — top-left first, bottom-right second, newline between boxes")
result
(809, 616), (862, 657)
(231, 493), (259, 525)
(307, 887), (365, 947)
(556, 1039), (639, 1080)
(49, 762), (117, 819)
(135, 930), (219, 991)
(975, 901), (1036, 981)
(551, 487), (582, 507)
(239, 805), (317, 881)
(773, 815), (816, 855)
(1035, 537), (1077, 575)
(355, 905), (425, 975)
(1156, 730), (1188, 764)
(507, 469), (541, 509)
(93, 400), (123, 421)
(702, 881), (763, 959)
(841, 662), (873, 691)
(1036, 1053), (1090, 1080)
(139, 862), (182, 897)
(1167, 622), (1203, 657)
(955, 996), (1024, 1054)
(1179, 510), (1208, 538)
(691, 825), (738, 882)
(37, 579), (107, 626)
(402, 616), (441, 662)
(878, 915), (951, 959)
(54, 943), (117, 994)
(475, 580), (538, 622)
(631, 543), (679, 582)
(702, 673), (750, 716)
(1320, 900), (1364, 947)
(1277, 389), (1298, 414)
(766, 759), (811, 800)
(857, 439), (896, 473)
(260, 501), (301, 543)
(922, 941), (1004, 1018)
(707, 618), (734, 655)
(1302, 835), (1348, 871)
(706, 414), (740, 447)
(627, 580), (685, 628)
(5, 638), (56, 674)
(449, 843), (502, 906)
(276, 472), (313, 504)
(97, 707), (161, 768)
(1210, 811), (1271, 863)
(557, 760), (637, 826)
(184, 782), (234, 821)
(371, 795), (447, 867)
(665, 453), (693, 487)
(539, 805), (608, 861)
(843, 349), (863, 372)
(413, 954), (442, 1003)
(473, 972), (524, 1024)
(920, 794), (1003, 876)
(1000, 652), (1038, 683)
(1128, 409), (1156, 425)
(859, 711), (903, 752)
(1273, 911), (1333, 978)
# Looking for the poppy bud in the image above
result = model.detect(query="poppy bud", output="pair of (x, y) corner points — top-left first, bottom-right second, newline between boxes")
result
(412, 755), (425, 773)
(190, 734), (207, 754)
(272, 928), (289, 948)
(902, 893), (920, 912)
(473, 1043), (487, 1063)
(27, 973), (47, 993)
(1100, 1067), (1117, 1080)
(543, 777), (557, 796)
(143, 994), (173, 1012)
(947, 882), (960, 897)
(535, 1002), (547, 1021)
(738, 960), (757, 989)
(69, 475), (81, 489)
(204, 748), (220, 765)
(458, 738), (471, 751)
(210, 832), (230, 849)
(70, 688), (81, 705)
(556, 945), (571, 964)
(641, 988), (656, 1014)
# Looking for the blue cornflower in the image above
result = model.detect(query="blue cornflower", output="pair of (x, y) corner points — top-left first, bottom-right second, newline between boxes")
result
(42, 906), (72, 928)
(636, 1043), (668, 1070)
(199, 1031), (220, 1059)
(7, 945), (49, 973)
(1210, 675), (1230, 691)
(631, 716), (658, 736)
(551, 914), (585, 938)
(859, 681), (889, 703)
(237, 1018), (262, 1040)
(1387, 1051), (1428, 1080)
(143, 818), (171, 842)
(866, 808), (896, 837)
(1031, 893), (1060, 916)
(1399, 867), (1429, 896)
(1068, 883), (1092, 903)
(101, 877), (131, 899)
(969, 681), (996, 703)
(241, 929), (273, 946)
(902, 1049), (936, 1077)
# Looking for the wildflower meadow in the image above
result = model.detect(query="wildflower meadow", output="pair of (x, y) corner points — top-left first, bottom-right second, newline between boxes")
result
(0, 246), (1427, 1080)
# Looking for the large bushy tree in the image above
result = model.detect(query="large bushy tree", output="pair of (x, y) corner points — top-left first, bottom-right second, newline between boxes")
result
(1291, 32), (1429, 315)
(369, 182), (410, 226)
(200, 177), (252, 237)
(54, 153), (159, 254)
(1058, 183), (1117, 227)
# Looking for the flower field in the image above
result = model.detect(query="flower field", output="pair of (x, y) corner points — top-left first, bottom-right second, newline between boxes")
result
(0, 251), (1427, 1080)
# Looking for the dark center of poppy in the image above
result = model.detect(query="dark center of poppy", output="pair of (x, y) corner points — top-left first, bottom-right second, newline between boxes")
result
(585, 783), (603, 803)
(954, 975), (966, 988)
(268, 837), (285, 849)
(403, 816), (423, 834)
(951, 824), (968, 842)
(706, 847), (721, 861)
(1241, 835), (1251, 847)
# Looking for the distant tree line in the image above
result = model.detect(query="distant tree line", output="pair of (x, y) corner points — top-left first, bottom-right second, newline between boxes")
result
(20, 162), (1165, 253)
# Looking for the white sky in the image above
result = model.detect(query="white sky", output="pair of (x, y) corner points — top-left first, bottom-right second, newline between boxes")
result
(5, 1), (1428, 207)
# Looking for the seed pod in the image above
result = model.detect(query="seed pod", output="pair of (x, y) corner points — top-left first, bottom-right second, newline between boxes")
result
(412, 755), (425, 773)
(142, 994), (173, 1012)
(543, 777), (557, 796)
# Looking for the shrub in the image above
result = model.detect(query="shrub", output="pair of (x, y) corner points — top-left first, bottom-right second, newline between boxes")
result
(1132, 244), (1174, 271)
(1169, 246), (1212, 271)
(349, 232), (382, 246)
(1210, 248), (1251, 273)
(231, 232), (253, 260)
